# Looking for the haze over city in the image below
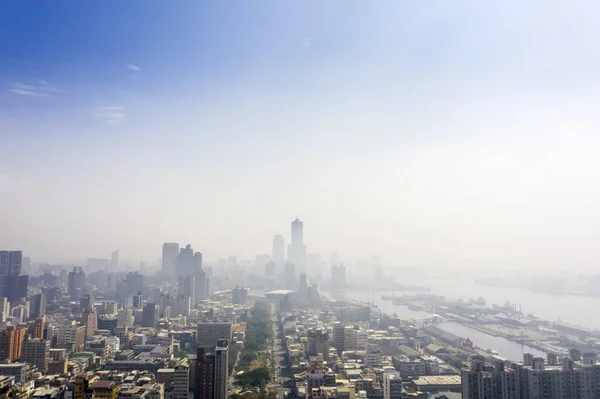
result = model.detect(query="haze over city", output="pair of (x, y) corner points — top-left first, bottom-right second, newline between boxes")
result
(3, 1), (600, 272)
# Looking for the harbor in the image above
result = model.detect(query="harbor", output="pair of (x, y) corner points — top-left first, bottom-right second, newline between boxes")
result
(329, 288), (597, 362)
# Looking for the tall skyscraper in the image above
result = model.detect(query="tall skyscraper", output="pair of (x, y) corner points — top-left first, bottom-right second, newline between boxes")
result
(162, 243), (179, 277)
(0, 297), (9, 323)
(68, 267), (86, 299)
(0, 251), (28, 303)
(195, 271), (209, 302)
(132, 291), (143, 310)
(30, 293), (46, 319)
(287, 218), (307, 272)
(272, 235), (285, 264)
(176, 245), (203, 276)
(142, 303), (158, 328)
(81, 294), (98, 337)
(110, 250), (119, 269)
(194, 347), (215, 399)
(214, 339), (229, 399)
(178, 276), (195, 303)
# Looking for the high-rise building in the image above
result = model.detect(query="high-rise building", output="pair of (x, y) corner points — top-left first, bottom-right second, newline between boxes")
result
(0, 251), (28, 303)
(194, 346), (214, 399)
(178, 276), (195, 303)
(68, 267), (86, 299)
(111, 250), (119, 269)
(0, 326), (26, 361)
(21, 339), (50, 372)
(117, 308), (134, 327)
(214, 339), (229, 399)
(284, 263), (296, 290)
(33, 317), (45, 339)
(176, 245), (203, 277)
(272, 235), (285, 265)
(0, 297), (8, 323)
(82, 308), (98, 338)
(333, 322), (345, 355)
(132, 291), (143, 310)
(174, 296), (191, 317)
(142, 303), (158, 328)
(195, 271), (210, 302)
(173, 360), (190, 399)
(30, 293), (46, 319)
(331, 264), (346, 289)
(58, 323), (86, 352)
(197, 322), (232, 351)
(232, 286), (248, 305)
(287, 218), (307, 272)
(162, 243), (179, 277)
(383, 373), (402, 399)
(307, 328), (329, 359)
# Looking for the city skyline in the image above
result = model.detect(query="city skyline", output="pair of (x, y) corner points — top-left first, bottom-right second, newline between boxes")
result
(3, 2), (600, 271)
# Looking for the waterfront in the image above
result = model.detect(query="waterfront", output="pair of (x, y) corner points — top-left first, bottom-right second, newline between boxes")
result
(327, 290), (550, 361)
(437, 321), (546, 361)
(342, 275), (600, 329)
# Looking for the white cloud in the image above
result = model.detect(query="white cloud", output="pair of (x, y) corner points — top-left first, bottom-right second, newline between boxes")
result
(9, 82), (66, 97)
(94, 106), (126, 125)
(127, 64), (141, 72)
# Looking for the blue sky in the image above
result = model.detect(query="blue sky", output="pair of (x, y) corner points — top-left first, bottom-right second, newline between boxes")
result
(2, 1), (600, 269)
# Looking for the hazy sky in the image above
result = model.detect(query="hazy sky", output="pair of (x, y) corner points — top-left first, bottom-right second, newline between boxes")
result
(2, 1), (600, 269)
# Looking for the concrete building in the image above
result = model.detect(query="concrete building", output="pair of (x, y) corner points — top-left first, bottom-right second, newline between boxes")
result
(143, 303), (158, 328)
(287, 218), (307, 272)
(173, 296), (191, 317)
(173, 360), (190, 399)
(178, 276), (195, 304)
(197, 322), (232, 351)
(33, 317), (45, 339)
(0, 297), (9, 322)
(214, 339), (229, 399)
(58, 323), (86, 352)
(30, 293), (46, 319)
(307, 328), (329, 359)
(333, 322), (345, 354)
(68, 267), (86, 299)
(231, 287), (248, 305)
(194, 347), (214, 399)
(162, 243), (180, 278)
(90, 380), (119, 399)
(0, 363), (29, 383)
(383, 373), (402, 399)
(0, 325), (26, 361)
(117, 308), (134, 327)
(21, 338), (50, 372)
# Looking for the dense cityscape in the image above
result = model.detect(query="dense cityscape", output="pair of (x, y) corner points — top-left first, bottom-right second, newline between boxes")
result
(0, 218), (599, 399)
(4, 1), (600, 399)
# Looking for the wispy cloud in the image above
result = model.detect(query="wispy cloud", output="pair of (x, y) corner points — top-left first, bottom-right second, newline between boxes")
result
(127, 64), (141, 72)
(94, 106), (126, 125)
(9, 82), (66, 97)
(302, 38), (312, 48)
